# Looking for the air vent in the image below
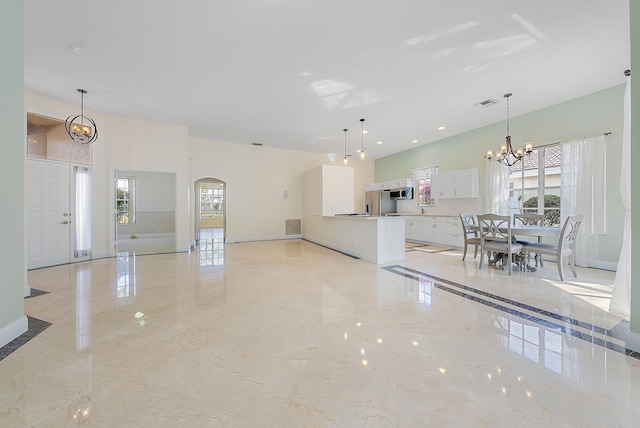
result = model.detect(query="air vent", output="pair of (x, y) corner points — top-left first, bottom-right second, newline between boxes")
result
(252, 142), (263, 146)
(476, 98), (498, 107)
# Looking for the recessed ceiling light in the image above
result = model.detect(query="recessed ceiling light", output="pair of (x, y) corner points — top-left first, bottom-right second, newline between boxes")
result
(411, 139), (418, 143)
(377, 141), (383, 145)
(362, 130), (368, 134)
(438, 126), (446, 131)
(66, 43), (83, 54)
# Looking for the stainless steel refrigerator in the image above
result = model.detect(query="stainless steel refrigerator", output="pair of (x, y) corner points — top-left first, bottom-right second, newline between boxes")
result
(364, 190), (396, 216)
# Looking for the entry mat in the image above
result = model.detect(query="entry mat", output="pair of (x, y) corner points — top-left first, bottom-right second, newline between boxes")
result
(382, 264), (640, 360)
(405, 243), (453, 254)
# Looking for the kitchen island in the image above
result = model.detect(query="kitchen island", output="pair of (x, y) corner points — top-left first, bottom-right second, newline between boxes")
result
(301, 215), (405, 264)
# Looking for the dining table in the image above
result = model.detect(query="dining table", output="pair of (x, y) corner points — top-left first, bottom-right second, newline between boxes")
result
(468, 223), (561, 271)
(468, 224), (560, 238)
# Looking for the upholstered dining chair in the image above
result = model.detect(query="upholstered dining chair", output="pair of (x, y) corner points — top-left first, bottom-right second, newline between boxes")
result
(513, 212), (546, 266)
(477, 214), (523, 275)
(522, 214), (584, 281)
(459, 213), (481, 261)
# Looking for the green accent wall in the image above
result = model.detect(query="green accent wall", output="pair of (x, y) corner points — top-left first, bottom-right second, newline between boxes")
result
(630, 0), (640, 335)
(0, 3), (25, 330)
(376, 85), (625, 265)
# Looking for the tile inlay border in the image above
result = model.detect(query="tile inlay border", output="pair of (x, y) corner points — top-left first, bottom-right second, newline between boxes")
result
(25, 288), (49, 299)
(382, 265), (640, 360)
(0, 316), (51, 362)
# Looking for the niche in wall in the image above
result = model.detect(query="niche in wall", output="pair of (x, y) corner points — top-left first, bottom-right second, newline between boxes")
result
(115, 170), (176, 255)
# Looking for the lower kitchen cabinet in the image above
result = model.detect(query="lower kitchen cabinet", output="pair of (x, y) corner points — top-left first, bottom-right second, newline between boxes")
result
(405, 215), (463, 248)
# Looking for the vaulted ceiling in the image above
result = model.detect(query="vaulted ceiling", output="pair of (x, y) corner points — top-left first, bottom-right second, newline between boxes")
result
(24, 1), (630, 159)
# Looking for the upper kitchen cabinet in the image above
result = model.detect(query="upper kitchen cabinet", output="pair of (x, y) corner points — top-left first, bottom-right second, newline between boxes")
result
(363, 178), (413, 191)
(431, 168), (479, 199)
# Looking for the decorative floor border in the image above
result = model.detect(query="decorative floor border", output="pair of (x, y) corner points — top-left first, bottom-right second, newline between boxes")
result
(0, 316), (51, 362)
(382, 264), (640, 360)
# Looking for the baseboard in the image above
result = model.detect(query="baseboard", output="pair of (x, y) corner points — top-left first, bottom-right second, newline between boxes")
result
(226, 235), (302, 244)
(24, 283), (31, 298)
(626, 331), (640, 353)
(0, 316), (28, 348)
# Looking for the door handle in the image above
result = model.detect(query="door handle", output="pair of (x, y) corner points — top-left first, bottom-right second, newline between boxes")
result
(62, 220), (70, 225)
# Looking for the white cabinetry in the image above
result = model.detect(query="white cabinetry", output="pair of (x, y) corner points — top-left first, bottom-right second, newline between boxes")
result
(405, 218), (424, 241)
(431, 168), (479, 199)
(404, 215), (463, 248)
(364, 178), (413, 191)
(302, 165), (354, 216)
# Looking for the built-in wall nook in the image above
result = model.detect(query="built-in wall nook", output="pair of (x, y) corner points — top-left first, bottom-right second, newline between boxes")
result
(115, 170), (177, 255)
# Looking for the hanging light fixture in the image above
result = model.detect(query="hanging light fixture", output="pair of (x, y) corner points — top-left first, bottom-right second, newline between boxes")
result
(485, 93), (532, 166)
(359, 118), (366, 159)
(65, 88), (98, 144)
(343, 128), (349, 165)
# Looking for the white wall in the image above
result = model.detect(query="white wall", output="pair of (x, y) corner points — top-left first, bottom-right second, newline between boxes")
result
(189, 137), (374, 244)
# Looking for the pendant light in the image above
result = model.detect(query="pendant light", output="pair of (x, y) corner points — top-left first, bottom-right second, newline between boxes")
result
(343, 128), (349, 165)
(65, 88), (98, 144)
(359, 118), (366, 159)
(485, 93), (532, 166)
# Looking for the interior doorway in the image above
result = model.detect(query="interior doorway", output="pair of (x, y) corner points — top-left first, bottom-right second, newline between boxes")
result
(195, 178), (226, 246)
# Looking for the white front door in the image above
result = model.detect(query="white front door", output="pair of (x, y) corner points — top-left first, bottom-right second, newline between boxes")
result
(27, 159), (71, 269)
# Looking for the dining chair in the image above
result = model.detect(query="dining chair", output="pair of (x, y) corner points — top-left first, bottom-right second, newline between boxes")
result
(513, 212), (546, 266)
(522, 214), (584, 281)
(459, 213), (481, 261)
(477, 214), (524, 275)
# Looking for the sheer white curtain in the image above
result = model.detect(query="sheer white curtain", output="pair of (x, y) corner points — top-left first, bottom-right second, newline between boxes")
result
(560, 135), (606, 267)
(74, 166), (92, 258)
(610, 75), (631, 319)
(485, 160), (509, 214)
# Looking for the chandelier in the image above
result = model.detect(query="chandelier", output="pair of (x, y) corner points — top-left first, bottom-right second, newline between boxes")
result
(485, 93), (532, 166)
(65, 89), (98, 144)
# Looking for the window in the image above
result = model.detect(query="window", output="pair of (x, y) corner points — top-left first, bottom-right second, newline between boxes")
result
(508, 144), (561, 226)
(200, 186), (224, 219)
(411, 166), (438, 207)
(116, 178), (136, 224)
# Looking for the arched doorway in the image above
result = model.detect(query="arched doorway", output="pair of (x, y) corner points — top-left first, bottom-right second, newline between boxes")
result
(195, 178), (226, 246)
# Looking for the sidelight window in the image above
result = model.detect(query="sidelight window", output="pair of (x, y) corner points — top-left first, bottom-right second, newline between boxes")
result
(116, 178), (136, 224)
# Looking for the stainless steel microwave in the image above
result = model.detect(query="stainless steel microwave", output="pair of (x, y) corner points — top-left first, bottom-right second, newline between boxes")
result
(389, 187), (413, 200)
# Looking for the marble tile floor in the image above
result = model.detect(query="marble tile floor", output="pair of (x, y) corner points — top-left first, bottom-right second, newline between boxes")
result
(2, 239), (639, 427)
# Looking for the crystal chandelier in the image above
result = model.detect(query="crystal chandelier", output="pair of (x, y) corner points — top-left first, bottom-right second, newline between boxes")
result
(485, 93), (532, 166)
(65, 89), (98, 144)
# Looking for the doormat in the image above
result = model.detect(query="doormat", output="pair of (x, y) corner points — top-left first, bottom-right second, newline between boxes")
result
(407, 245), (453, 254)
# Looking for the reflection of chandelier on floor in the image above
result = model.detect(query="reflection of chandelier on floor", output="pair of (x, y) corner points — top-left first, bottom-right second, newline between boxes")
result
(65, 89), (98, 144)
(485, 93), (532, 167)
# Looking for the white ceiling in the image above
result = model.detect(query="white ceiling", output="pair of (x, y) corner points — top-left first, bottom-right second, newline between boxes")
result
(24, 1), (630, 159)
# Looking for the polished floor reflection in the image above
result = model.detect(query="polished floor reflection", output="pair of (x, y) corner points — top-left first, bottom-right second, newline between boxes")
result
(3, 240), (640, 426)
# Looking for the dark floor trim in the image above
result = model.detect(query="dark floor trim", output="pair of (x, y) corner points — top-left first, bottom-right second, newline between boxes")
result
(0, 316), (51, 362)
(382, 265), (640, 360)
(302, 239), (360, 259)
(25, 288), (49, 299)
